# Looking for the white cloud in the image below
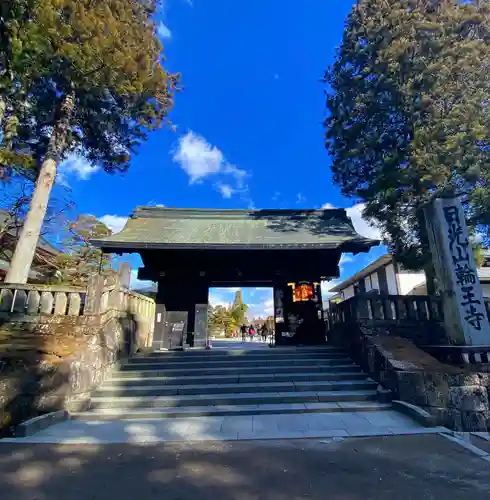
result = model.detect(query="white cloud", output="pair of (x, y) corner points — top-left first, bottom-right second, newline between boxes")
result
(99, 215), (128, 234)
(146, 200), (165, 207)
(209, 297), (230, 308)
(58, 153), (99, 184)
(157, 22), (172, 39)
(245, 197), (256, 209)
(130, 269), (155, 291)
(212, 287), (240, 293)
(208, 292), (231, 308)
(322, 202), (382, 240)
(217, 183), (235, 199)
(247, 298), (274, 319)
(223, 164), (248, 188)
(263, 298), (274, 316)
(208, 287), (240, 309)
(173, 131), (225, 183)
(173, 131), (249, 199)
(296, 192), (306, 204)
(321, 279), (341, 299)
(340, 253), (354, 266)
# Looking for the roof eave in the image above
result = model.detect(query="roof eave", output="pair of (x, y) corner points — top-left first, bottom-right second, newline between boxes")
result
(92, 238), (380, 253)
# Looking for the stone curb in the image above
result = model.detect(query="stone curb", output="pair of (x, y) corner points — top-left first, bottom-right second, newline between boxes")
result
(14, 410), (69, 438)
(391, 400), (438, 427)
(439, 432), (490, 462)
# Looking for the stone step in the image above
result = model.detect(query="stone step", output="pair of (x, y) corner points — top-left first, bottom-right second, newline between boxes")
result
(147, 346), (343, 357)
(122, 356), (349, 371)
(94, 379), (377, 398)
(90, 389), (378, 409)
(120, 358), (354, 372)
(127, 352), (348, 364)
(105, 370), (366, 387)
(114, 363), (358, 378)
(73, 401), (392, 420)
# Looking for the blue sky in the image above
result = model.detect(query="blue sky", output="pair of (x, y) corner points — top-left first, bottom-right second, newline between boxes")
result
(55, 0), (387, 316)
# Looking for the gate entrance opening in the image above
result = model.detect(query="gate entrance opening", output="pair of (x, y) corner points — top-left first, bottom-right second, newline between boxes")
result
(208, 286), (274, 340)
(93, 207), (378, 348)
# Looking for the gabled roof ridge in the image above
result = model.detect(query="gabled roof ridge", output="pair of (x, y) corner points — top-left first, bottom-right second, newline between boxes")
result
(131, 206), (349, 219)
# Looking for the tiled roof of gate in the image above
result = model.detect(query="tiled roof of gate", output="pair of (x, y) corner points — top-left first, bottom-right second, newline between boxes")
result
(92, 207), (379, 251)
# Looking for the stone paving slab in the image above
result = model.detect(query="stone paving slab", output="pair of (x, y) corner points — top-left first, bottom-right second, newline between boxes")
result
(1, 435), (490, 499)
(1, 410), (446, 444)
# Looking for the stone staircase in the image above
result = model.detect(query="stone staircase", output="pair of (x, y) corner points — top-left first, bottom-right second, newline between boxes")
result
(72, 346), (391, 421)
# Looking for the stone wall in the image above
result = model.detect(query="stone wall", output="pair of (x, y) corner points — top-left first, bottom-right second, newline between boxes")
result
(330, 323), (490, 432)
(0, 265), (156, 435)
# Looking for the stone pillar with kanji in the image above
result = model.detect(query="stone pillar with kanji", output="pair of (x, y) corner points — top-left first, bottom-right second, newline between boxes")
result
(424, 197), (490, 346)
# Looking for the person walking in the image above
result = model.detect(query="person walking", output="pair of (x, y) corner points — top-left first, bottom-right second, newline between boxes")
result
(240, 324), (247, 342)
(248, 325), (255, 342)
(260, 323), (268, 342)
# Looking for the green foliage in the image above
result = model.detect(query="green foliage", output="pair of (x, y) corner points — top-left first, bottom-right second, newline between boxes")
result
(474, 242), (486, 268)
(0, 0), (179, 177)
(324, 0), (490, 270)
(46, 214), (113, 286)
(208, 292), (249, 337)
(208, 305), (232, 336)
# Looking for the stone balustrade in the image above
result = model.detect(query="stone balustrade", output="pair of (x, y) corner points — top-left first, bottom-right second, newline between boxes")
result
(0, 263), (156, 435)
(328, 293), (490, 348)
(0, 284), (87, 317)
(327, 294), (447, 345)
(0, 271), (155, 343)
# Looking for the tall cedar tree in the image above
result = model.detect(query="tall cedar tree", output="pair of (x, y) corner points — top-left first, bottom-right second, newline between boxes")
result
(231, 289), (248, 326)
(324, 0), (490, 276)
(1, 0), (178, 283)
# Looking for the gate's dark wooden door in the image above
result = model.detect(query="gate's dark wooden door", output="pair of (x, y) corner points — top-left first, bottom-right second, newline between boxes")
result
(165, 311), (188, 350)
(152, 304), (167, 350)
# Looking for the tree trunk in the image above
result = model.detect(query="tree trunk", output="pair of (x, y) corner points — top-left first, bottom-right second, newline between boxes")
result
(0, 96), (6, 127)
(5, 92), (75, 284)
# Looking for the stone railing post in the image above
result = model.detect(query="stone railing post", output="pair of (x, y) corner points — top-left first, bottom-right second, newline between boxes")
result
(84, 274), (105, 315)
(118, 262), (131, 290)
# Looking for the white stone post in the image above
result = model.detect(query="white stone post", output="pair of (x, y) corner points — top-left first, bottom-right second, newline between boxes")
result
(118, 262), (132, 289)
(424, 197), (490, 345)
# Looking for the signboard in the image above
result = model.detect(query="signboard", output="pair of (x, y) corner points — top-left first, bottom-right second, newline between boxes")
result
(288, 282), (320, 302)
(425, 197), (490, 346)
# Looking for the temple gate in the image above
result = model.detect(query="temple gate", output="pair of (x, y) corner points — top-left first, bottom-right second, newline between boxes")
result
(93, 207), (378, 348)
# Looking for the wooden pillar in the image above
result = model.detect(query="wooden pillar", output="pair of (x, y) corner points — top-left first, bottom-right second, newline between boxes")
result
(155, 278), (208, 349)
(274, 280), (325, 346)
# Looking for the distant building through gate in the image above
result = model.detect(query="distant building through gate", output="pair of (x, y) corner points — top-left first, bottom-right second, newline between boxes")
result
(93, 207), (378, 348)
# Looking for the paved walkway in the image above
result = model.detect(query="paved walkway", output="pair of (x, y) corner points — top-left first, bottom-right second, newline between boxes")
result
(1, 434), (490, 499)
(2, 411), (446, 444)
(208, 338), (272, 350)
